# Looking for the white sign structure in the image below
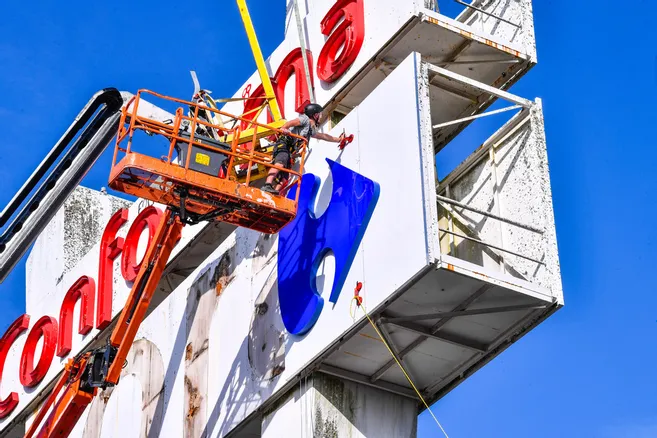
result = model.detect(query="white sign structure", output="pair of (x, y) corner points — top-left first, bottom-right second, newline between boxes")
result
(0, 0), (562, 436)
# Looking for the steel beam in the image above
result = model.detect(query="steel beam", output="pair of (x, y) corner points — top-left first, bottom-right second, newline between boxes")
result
(439, 228), (545, 265)
(422, 304), (558, 402)
(427, 63), (533, 108)
(428, 79), (478, 103)
(437, 111), (531, 189)
(443, 40), (472, 64)
(318, 365), (418, 400)
(431, 283), (492, 331)
(370, 337), (427, 383)
(375, 320), (421, 385)
(383, 303), (548, 324)
(369, 284), (493, 382)
(389, 321), (487, 352)
(432, 105), (522, 130)
(437, 194), (543, 234)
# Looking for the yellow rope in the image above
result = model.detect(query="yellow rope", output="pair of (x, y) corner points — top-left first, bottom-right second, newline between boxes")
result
(351, 296), (450, 438)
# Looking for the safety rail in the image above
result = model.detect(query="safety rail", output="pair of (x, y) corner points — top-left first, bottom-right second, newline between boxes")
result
(115, 90), (306, 190)
(430, 0), (523, 29)
(428, 0), (528, 56)
(110, 90), (306, 234)
(437, 193), (544, 266)
(452, 0), (521, 28)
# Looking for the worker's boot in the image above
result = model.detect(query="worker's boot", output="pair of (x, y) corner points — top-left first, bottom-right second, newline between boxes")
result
(261, 183), (278, 195)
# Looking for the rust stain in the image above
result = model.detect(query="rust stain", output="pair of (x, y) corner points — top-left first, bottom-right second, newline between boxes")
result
(359, 333), (383, 342)
(472, 270), (518, 289)
(184, 376), (201, 421)
(343, 351), (367, 359)
(424, 15), (525, 60)
(211, 249), (236, 297)
(271, 364), (285, 378)
(185, 343), (193, 361)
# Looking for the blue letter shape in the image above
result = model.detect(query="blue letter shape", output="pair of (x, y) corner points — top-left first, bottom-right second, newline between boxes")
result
(277, 158), (380, 336)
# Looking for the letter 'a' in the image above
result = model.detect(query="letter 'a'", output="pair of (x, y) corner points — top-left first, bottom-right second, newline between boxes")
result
(278, 159), (380, 336)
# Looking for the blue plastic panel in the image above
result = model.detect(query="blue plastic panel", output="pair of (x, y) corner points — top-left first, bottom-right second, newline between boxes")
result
(278, 159), (380, 336)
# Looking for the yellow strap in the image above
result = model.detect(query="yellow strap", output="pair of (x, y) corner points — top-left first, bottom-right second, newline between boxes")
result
(351, 297), (450, 438)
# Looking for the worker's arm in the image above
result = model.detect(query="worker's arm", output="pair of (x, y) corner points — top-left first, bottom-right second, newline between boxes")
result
(280, 118), (301, 134)
(312, 132), (344, 143)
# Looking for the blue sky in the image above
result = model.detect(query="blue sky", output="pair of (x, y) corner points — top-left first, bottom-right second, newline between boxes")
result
(1, 1), (656, 437)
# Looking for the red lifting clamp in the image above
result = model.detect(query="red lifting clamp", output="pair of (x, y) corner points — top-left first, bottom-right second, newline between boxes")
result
(338, 130), (354, 150)
(353, 281), (363, 307)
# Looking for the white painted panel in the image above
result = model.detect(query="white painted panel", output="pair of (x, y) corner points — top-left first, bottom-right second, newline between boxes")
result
(99, 375), (142, 438)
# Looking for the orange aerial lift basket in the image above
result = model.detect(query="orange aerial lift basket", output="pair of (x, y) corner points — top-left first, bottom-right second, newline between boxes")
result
(109, 90), (307, 234)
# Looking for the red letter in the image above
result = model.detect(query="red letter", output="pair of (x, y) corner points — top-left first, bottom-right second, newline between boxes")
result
(57, 276), (96, 357)
(97, 208), (128, 329)
(20, 316), (58, 388)
(241, 82), (277, 131)
(274, 48), (315, 115)
(121, 206), (162, 282)
(0, 314), (29, 418)
(241, 47), (314, 132)
(317, 0), (365, 83)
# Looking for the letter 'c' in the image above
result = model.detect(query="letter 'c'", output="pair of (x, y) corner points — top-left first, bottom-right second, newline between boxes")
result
(0, 314), (30, 418)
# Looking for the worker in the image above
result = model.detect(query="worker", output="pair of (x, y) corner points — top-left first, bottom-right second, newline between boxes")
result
(261, 103), (344, 194)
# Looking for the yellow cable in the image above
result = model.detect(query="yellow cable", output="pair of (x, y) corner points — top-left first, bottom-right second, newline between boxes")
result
(351, 297), (450, 438)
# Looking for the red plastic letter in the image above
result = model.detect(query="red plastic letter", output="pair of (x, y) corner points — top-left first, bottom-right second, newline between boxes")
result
(121, 206), (162, 282)
(97, 208), (128, 330)
(317, 0), (365, 83)
(57, 276), (96, 357)
(241, 47), (315, 131)
(241, 82), (277, 131)
(19, 316), (58, 388)
(274, 48), (315, 116)
(0, 314), (29, 418)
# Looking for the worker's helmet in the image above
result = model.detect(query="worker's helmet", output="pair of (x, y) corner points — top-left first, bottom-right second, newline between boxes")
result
(304, 103), (323, 119)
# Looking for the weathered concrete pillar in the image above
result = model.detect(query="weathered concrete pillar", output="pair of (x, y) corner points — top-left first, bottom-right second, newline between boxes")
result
(261, 373), (417, 438)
